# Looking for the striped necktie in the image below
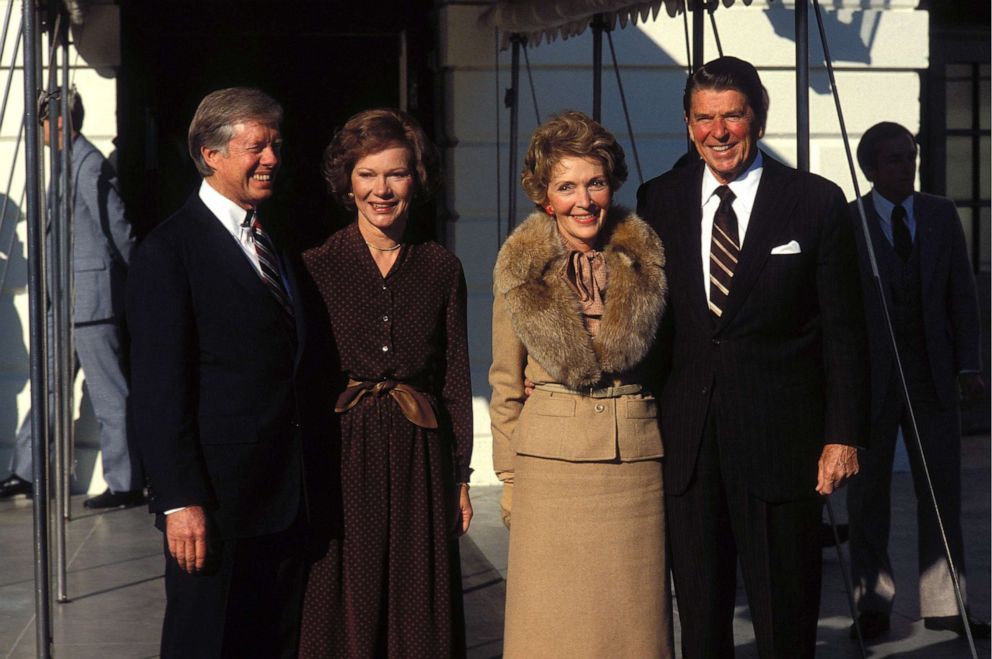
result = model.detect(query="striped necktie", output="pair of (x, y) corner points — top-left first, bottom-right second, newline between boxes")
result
(708, 185), (739, 318)
(248, 211), (294, 324)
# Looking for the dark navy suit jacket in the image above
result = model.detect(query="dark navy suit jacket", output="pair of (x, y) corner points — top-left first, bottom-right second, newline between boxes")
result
(127, 193), (307, 539)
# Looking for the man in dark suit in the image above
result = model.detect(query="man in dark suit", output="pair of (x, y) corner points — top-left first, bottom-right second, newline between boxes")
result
(128, 88), (307, 658)
(846, 121), (988, 641)
(636, 57), (869, 658)
(0, 91), (142, 508)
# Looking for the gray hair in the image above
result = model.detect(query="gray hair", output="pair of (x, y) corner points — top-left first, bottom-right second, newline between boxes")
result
(187, 87), (283, 177)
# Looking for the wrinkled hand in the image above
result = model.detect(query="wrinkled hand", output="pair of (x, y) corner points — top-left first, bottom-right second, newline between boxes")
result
(453, 485), (473, 537)
(816, 444), (859, 495)
(166, 505), (209, 574)
(959, 373), (985, 403)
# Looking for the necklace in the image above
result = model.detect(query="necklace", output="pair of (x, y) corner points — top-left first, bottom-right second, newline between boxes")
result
(366, 241), (402, 253)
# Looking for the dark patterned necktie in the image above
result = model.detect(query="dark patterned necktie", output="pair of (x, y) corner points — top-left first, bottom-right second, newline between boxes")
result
(891, 204), (912, 262)
(709, 185), (739, 317)
(248, 211), (294, 324)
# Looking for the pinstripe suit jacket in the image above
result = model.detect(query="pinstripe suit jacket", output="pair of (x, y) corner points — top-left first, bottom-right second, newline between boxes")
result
(637, 154), (869, 502)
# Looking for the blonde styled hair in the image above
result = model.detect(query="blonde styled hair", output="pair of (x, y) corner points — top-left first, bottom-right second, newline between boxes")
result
(520, 110), (627, 208)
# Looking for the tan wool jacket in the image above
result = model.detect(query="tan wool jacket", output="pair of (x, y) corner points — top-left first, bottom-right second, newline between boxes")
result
(490, 207), (668, 478)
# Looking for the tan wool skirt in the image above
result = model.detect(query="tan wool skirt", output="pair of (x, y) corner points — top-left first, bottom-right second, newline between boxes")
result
(503, 454), (672, 659)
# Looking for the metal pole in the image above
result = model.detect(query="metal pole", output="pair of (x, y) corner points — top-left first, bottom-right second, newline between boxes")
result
(824, 496), (868, 658)
(591, 14), (604, 122)
(795, 0), (810, 172)
(0, 19), (23, 134)
(606, 29), (643, 185)
(53, 7), (72, 602)
(0, 20), (25, 292)
(520, 40), (541, 126)
(970, 63), (981, 273)
(681, 1), (692, 155)
(707, 2), (723, 58)
(23, 0), (53, 652)
(44, 8), (69, 605)
(692, 0), (704, 75)
(506, 34), (520, 233)
(810, 2), (978, 656)
(59, 10), (73, 530)
(494, 27), (502, 246)
(0, 0), (15, 103)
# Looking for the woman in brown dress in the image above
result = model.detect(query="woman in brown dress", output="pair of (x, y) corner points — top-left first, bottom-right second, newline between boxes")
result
(490, 111), (672, 658)
(299, 108), (473, 658)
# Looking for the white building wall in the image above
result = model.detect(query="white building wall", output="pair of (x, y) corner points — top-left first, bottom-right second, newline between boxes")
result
(0, 1), (932, 490)
(0, 1), (120, 492)
(439, 0), (928, 484)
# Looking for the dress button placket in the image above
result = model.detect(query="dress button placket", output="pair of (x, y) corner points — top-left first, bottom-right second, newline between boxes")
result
(380, 281), (393, 358)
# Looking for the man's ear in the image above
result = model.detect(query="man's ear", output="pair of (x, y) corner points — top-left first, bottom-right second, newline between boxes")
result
(202, 146), (221, 169)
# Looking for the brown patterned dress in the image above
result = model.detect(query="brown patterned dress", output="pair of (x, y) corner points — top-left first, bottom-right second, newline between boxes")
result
(299, 222), (472, 658)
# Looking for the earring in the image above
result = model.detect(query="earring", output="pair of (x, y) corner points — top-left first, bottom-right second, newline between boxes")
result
(347, 192), (354, 198)
(545, 205), (554, 216)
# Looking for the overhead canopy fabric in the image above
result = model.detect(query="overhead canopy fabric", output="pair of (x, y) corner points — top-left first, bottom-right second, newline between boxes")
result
(481, 0), (753, 48)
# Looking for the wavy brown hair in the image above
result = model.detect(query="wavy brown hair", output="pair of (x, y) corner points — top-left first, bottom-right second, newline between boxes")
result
(322, 108), (441, 208)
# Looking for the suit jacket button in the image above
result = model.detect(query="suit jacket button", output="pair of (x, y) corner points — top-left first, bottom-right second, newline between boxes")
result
(711, 338), (721, 345)
(701, 386), (709, 395)
(594, 403), (605, 413)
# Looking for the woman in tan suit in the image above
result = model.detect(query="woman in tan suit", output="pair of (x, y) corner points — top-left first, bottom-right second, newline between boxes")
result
(490, 111), (672, 658)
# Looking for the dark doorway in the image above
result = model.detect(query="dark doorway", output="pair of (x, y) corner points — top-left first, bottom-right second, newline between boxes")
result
(117, 1), (437, 246)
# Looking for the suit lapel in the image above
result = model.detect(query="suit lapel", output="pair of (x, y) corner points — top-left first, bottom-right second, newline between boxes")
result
(188, 195), (277, 303)
(715, 154), (796, 330)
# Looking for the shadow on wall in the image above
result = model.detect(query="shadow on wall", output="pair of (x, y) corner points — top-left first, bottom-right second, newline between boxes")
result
(0, 195), (29, 475)
(0, 195), (103, 492)
(764, 7), (881, 91)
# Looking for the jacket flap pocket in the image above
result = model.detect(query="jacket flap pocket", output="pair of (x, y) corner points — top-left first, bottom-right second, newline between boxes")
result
(529, 395), (576, 417)
(624, 398), (658, 419)
(199, 415), (259, 445)
(74, 257), (107, 272)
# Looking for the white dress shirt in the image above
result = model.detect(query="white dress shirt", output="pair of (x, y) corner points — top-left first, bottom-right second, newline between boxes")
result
(870, 188), (917, 246)
(700, 151), (764, 305)
(198, 179), (263, 275)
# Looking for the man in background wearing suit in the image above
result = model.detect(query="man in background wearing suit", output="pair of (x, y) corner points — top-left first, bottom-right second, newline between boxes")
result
(128, 88), (308, 658)
(846, 121), (989, 641)
(0, 91), (142, 509)
(637, 57), (869, 658)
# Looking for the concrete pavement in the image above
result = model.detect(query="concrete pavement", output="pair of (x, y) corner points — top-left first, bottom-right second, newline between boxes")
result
(1, 435), (988, 658)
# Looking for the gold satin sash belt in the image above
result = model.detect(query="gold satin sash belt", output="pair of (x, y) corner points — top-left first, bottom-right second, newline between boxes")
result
(334, 378), (438, 429)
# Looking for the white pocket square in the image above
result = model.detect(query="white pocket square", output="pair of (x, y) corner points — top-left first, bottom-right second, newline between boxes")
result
(770, 240), (801, 255)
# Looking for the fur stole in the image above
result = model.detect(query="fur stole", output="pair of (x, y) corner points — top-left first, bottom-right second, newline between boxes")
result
(494, 206), (667, 389)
